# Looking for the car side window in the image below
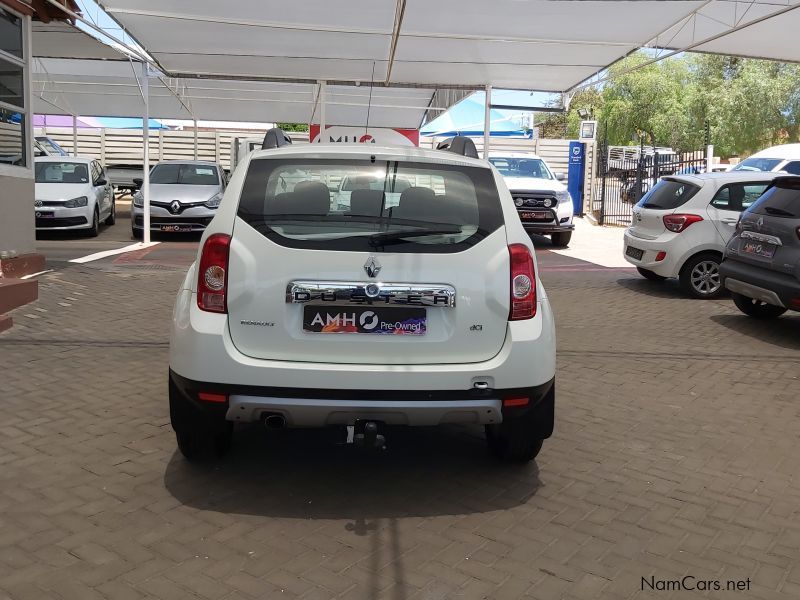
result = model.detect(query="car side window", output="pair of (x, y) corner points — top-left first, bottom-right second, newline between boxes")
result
(90, 162), (101, 185)
(781, 161), (800, 175)
(710, 183), (769, 212)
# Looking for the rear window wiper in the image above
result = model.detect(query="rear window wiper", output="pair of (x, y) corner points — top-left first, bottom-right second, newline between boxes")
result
(367, 227), (462, 247)
(762, 206), (796, 217)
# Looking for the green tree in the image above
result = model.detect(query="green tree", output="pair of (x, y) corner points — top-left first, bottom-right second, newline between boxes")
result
(276, 122), (309, 132)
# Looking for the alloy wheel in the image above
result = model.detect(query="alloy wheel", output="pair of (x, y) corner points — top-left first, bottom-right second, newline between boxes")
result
(690, 260), (721, 295)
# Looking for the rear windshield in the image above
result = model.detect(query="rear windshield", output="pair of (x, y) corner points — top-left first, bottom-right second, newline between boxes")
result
(731, 157), (783, 172)
(35, 162), (89, 183)
(636, 178), (700, 210)
(489, 157), (553, 180)
(150, 163), (219, 185)
(747, 181), (800, 218)
(237, 159), (503, 253)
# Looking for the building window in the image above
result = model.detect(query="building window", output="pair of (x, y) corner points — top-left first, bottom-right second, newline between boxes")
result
(0, 6), (27, 168)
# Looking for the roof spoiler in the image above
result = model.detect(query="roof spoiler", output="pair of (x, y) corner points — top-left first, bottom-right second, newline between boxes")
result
(436, 136), (479, 159)
(261, 127), (293, 150)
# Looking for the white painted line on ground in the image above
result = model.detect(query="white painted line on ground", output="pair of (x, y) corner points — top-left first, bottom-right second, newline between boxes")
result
(550, 217), (632, 268)
(20, 269), (54, 279)
(69, 242), (160, 264)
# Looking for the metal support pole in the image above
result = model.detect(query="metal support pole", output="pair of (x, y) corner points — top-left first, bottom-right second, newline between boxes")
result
(193, 118), (198, 159)
(142, 62), (151, 244)
(706, 144), (714, 173)
(483, 84), (491, 159)
(319, 81), (327, 143)
(72, 114), (78, 156)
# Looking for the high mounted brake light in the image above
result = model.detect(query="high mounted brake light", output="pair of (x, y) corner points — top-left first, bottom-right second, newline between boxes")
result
(508, 244), (536, 320)
(197, 233), (231, 313)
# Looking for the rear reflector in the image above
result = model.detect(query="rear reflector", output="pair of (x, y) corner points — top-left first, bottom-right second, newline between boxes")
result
(508, 244), (536, 320)
(655, 251), (667, 262)
(503, 397), (530, 407)
(198, 392), (228, 403)
(198, 233), (231, 313)
(790, 297), (800, 309)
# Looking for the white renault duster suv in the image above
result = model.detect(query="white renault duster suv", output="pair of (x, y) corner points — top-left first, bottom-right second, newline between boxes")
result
(169, 132), (556, 462)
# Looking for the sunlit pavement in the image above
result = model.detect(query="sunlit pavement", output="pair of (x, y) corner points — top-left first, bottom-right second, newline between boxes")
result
(1, 216), (799, 599)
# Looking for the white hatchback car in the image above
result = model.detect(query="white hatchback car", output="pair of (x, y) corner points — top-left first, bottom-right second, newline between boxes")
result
(169, 132), (556, 462)
(623, 172), (776, 297)
(34, 156), (116, 236)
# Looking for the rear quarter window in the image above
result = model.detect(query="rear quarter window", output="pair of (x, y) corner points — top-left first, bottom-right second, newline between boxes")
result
(236, 158), (503, 253)
(636, 178), (700, 210)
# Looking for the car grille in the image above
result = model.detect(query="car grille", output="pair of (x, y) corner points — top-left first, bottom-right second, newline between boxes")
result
(36, 216), (88, 227)
(36, 200), (67, 207)
(510, 190), (558, 208)
(151, 201), (207, 215)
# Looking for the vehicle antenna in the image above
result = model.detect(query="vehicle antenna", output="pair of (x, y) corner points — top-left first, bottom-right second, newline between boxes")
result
(365, 61), (376, 137)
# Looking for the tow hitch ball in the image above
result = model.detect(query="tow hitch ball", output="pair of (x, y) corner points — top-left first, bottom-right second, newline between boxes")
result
(347, 421), (386, 450)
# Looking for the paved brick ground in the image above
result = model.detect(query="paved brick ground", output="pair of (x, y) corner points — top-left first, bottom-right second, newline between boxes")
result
(1, 249), (799, 600)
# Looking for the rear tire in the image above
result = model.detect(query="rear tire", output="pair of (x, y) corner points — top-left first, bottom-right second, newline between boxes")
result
(551, 231), (572, 248)
(731, 292), (787, 319)
(175, 424), (233, 461)
(637, 267), (667, 282)
(679, 252), (723, 299)
(485, 424), (544, 462)
(105, 199), (116, 225)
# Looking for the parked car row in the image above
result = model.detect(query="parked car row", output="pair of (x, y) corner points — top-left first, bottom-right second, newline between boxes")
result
(623, 170), (800, 319)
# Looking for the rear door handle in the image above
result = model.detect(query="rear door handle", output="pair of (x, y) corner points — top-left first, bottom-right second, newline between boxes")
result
(721, 218), (738, 224)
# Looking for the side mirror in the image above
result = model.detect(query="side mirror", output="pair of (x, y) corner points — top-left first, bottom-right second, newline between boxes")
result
(95, 178), (107, 187)
(555, 172), (566, 181)
(132, 177), (143, 189)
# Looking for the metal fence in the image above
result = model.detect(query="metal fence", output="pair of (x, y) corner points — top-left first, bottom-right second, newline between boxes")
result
(593, 144), (708, 226)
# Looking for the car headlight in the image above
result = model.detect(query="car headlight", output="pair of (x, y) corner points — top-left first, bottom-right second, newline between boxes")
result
(132, 191), (144, 207)
(64, 196), (88, 208)
(205, 192), (223, 209)
(555, 190), (571, 204)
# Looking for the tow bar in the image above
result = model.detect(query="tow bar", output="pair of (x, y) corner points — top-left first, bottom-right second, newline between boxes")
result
(346, 420), (386, 450)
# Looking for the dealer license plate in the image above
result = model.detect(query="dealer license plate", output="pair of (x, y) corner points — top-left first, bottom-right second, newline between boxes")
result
(741, 240), (775, 258)
(303, 305), (426, 335)
(519, 210), (550, 221)
(160, 225), (193, 232)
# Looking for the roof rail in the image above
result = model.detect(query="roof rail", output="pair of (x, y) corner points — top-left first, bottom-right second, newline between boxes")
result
(261, 127), (293, 150)
(436, 136), (479, 159)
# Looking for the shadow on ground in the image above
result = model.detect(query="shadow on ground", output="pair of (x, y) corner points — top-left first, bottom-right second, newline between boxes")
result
(710, 313), (800, 350)
(615, 276), (726, 300)
(164, 424), (542, 519)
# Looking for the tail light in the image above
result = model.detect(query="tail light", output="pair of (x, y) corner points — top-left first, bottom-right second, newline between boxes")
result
(663, 214), (703, 233)
(197, 233), (231, 313)
(508, 244), (536, 320)
(796, 226), (800, 241)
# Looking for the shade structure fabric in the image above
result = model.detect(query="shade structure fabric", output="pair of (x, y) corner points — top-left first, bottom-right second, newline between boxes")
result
(420, 94), (527, 137)
(94, 0), (800, 93)
(32, 57), (443, 127)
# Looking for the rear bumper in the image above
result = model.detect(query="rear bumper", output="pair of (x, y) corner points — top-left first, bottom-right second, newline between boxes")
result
(169, 369), (554, 430)
(720, 259), (800, 310)
(623, 229), (691, 277)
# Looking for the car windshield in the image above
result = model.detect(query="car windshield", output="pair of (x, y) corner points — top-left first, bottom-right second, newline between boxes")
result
(489, 157), (553, 180)
(35, 137), (68, 156)
(34, 161), (89, 184)
(636, 178), (700, 209)
(150, 163), (219, 185)
(237, 158), (503, 253)
(731, 157), (783, 172)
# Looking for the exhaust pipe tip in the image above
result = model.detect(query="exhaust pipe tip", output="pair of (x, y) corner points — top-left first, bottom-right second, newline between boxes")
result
(263, 414), (286, 429)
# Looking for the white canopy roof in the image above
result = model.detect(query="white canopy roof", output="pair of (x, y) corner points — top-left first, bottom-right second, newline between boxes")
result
(32, 57), (444, 127)
(94, 0), (800, 92)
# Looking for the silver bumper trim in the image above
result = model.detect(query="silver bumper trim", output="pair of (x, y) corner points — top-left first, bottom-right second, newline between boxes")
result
(226, 395), (503, 427)
(724, 278), (785, 308)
